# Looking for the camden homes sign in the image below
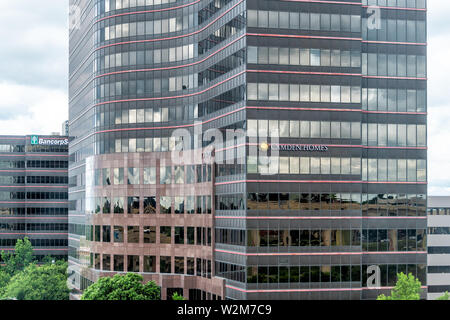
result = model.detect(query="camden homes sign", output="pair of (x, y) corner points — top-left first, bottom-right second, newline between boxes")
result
(267, 144), (329, 152)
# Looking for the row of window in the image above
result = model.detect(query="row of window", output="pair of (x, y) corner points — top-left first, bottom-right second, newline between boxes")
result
(247, 10), (360, 33)
(93, 135), (245, 156)
(97, 0), (187, 15)
(0, 161), (25, 169)
(90, 225), (211, 246)
(217, 229), (361, 247)
(247, 120), (361, 140)
(363, 53), (426, 78)
(247, 46), (361, 68)
(428, 247), (450, 255)
(245, 264), (426, 286)
(249, 120), (426, 148)
(362, 87), (426, 113)
(0, 176), (25, 184)
(26, 160), (68, 169)
(0, 144), (25, 153)
(95, 44), (195, 73)
(223, 228), (427, 251)
(189, 288), (221, 301)
(363, 0), (426, 9)
(95, 74), (198, 99)
(428, 227), (450, 235)
(363, 158), (426, 182)
(247, 83), (361, 104)
(247, 156), (361, 176)
(362, 229), (426, 252)
(363, 123), (426, 147)
(428, 285), (450, 293)
(25, 145), (68, 153)
(362, 18), (426, 43)
(0, 223), (67, 232)
(428, 266), (450, 273)
(428, 208), (450, 216)
(95, 104), (199, 127)
(96, 13), (197, 44)
(92, 164), (212, 186)
(244, 192), (426, 215)
(89, 195), (212, 214)
(91, 253), (212, 279)
(0, 161), (68, 169)
(247, 156), (427, 182)
(216, 194), (245, 211)
(0, 208), (68, 216)
(26, 176), (68, 184)
(0, 238), (68, 248)
(0, 192), (68, 200)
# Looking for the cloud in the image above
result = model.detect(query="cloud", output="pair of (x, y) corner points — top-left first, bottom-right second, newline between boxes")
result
(0, 0), (68, 90)
(428, 1), (450, 195)
(0, 0), (68, 135)
(0, 82), (67, 135)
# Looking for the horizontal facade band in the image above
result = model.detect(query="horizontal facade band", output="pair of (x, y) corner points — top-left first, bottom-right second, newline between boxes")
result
(226, 284), (428, 293)
(215, 249), (427, 256)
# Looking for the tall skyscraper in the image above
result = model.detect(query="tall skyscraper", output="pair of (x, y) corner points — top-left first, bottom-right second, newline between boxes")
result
(68, 0), (427, 300)
(0, 135), (69, 263)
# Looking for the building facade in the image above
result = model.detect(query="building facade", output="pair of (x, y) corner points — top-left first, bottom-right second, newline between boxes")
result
(68, 0), (427, 299)
(0, 135), (69, 263)
(62, 121), (70, 137)
(427, 196), (450, 300)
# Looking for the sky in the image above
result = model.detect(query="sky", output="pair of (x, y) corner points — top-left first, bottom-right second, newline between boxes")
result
(0, 0), (448, 194)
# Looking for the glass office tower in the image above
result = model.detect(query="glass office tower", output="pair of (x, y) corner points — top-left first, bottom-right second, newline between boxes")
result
(68, 0), (427, 300)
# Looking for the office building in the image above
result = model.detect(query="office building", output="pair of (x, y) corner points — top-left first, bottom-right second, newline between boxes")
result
(62, 121), (70, 136)
(427, 196), (450, 300)
(68, 0), (427, 299)
(0, 135), (69, 263)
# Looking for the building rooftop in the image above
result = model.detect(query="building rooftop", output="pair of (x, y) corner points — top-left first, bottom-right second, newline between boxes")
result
(429, 196), (450, 208)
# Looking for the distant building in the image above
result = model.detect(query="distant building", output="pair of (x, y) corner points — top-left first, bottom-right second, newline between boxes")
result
(427, 196), (450, 300)
(0, 135), (68, 263)
(61, 120), (69, 136)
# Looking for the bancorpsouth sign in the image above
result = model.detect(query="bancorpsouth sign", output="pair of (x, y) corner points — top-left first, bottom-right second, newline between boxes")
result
(261, 143), (329, 152)
(30, 136), (69, 146)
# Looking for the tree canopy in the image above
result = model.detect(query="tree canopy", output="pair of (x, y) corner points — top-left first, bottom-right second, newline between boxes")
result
(0, 237), (69, 300)
(172, 292), (186, 300)
(1, 238), (34, 276)
(377, 272), (422, 300)
(436, 291), (450, 300)
(2, 261), (69, 300)
(81, 273), (161, 300)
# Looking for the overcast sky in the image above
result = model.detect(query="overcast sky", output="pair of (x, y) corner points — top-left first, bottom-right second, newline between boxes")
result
(0, 1), (448, 195)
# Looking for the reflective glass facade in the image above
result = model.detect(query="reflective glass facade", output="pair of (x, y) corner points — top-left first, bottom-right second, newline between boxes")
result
(69, 0), (426, 300)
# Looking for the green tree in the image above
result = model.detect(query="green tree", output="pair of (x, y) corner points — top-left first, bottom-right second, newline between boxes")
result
(2, 261), (69, 300)
(1, 237), (34, 276)
(437, 291), (450, 300)
(0, 270), (11, 297)
(172, 292), (186, 300)
(81, 273), (161, 300)
(377, 272), (422, 300)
